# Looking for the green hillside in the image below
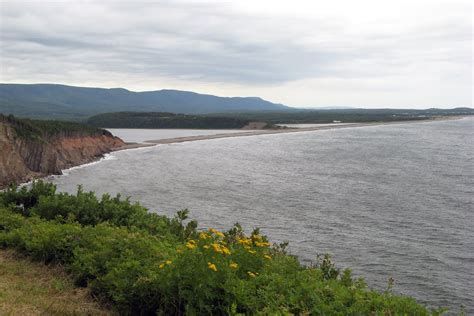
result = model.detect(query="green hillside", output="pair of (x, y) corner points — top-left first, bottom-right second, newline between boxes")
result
(209, 108), (474, 124)
(0, 84), (289, 119)
(86, 111), (263, 129)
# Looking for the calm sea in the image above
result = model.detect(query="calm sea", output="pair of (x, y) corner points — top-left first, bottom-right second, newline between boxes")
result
(49, 118), (474, 312)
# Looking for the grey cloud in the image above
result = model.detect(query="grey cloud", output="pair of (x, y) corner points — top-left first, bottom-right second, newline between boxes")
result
(0, 1), (374, 84)
(0, 0), (471, 98)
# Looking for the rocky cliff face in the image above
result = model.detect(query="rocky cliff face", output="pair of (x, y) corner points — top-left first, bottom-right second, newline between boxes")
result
(0, 120), (125, 188)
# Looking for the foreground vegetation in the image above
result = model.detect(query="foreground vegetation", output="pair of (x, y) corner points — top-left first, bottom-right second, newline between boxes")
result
(0, 181), (443, 315)
(0, 249), (112, 315)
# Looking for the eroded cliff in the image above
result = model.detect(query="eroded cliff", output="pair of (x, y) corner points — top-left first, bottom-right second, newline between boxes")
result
(0, 115), (125, 188)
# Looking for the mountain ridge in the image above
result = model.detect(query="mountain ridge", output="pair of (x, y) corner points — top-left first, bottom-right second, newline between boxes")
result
(0, 83), (290, 119)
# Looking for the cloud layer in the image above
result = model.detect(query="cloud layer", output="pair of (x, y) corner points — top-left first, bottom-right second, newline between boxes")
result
(0, 0), (472, 108)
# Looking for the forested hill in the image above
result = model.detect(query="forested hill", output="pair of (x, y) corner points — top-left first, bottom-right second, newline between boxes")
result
(86, 112), (268, 129)
(0, 113), (110, 139)
(0, 83), (289, 119)
(209, 107), (474, 124)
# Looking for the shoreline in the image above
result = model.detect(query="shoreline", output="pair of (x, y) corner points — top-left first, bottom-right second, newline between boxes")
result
(116, 116), (468, 149)
(10, 116), (468, 188)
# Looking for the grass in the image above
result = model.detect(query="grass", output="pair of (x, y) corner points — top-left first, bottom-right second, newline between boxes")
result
(0, 249), (113, 316)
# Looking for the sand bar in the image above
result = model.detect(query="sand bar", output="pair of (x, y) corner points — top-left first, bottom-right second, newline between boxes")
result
(111, 116), (468, 151)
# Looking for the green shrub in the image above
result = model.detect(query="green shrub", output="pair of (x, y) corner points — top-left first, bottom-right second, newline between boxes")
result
(0, 208), (25, 236)
(3, 181), (193, 241)
(0, 181), (56, 211)
(1, 217), (82, 263)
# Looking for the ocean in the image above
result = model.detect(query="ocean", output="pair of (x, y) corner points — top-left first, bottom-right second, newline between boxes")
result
(49, 118), (474, 312)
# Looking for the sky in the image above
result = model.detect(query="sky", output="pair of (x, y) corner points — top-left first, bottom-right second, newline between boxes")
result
(0, 0), (472, 108)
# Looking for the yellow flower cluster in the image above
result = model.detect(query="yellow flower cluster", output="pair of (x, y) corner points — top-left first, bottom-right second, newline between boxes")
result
(247, 271), (258, 278)
(237, 237), (252, 246)
(186, 239), (197, 250)
(159, 260), (173, 269)
(250, 234), (271, 247)
(209, 228), (225, 238)
(229, 262), (239, 270)
(208, 262), (218, 272)
(211, 243), (231, 255)
(199, 232), (210, 240)
(175, 229), (272, 279)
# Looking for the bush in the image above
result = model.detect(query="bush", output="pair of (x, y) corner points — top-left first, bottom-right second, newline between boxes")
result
(0, 216), (82, 263)
(2, 181), (195, 241)
(0, 181), (56, 211)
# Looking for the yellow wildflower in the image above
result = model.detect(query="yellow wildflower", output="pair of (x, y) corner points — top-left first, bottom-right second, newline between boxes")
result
(165, 260), (172, 265)
(237, 238), (252, 246)
(248, 250), (256, 255)
(186, 242), (196, 250)
(256, 241), (271, 247)
(252, 234), (263, 241)
(159, 263), (165, 269)
(208, 228), (225, 238)
(229, 262), (239, 270)
(203, 245), (210, 249)
(221, 246), (231, 255)
(247, 271), (256, 278)
(211, 243), (222, 253)
(208, 262), (218, 272)
(264, 255), (272, 260)
(199, 232), (209, 240)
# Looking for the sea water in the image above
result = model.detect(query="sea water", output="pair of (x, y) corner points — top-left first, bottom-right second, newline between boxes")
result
(50, 118), (474, 312)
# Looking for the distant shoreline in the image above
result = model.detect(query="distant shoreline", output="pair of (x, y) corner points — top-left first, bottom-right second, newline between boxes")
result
(113, 116), (468, 151)
(14, 116), (466, 188)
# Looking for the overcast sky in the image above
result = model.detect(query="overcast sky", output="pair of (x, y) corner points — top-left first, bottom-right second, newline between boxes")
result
(0, 0), (472, 108)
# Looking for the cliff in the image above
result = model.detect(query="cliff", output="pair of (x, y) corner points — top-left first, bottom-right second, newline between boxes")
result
(0, 115), (125, 188)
